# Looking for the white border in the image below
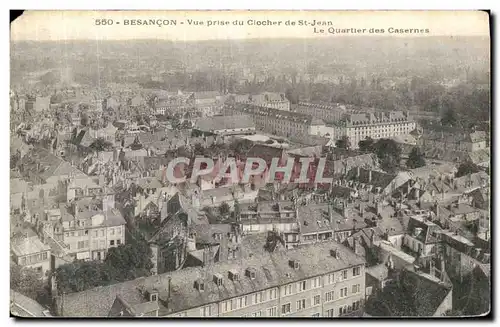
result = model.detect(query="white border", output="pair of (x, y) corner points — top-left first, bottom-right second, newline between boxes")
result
(3, 1), (498, 327)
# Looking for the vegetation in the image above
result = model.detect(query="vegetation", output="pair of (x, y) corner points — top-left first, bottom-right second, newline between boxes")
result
(358, 137), (375, 153)
(441, 107), (458, 127)
(456, 162), (481, 178)
(219, 202), (230, 216)
(11, 264), (50, 304)
(89, 138), (113, 152)
(373, 139), (402, 173)
(53, 231), (153, 293)
(335, 136), (351, 150)
(406, 147), (426, 169)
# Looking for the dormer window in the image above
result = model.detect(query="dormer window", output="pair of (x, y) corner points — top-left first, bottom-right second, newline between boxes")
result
(150, 292), (158, 302)
(246, 268), (257, 280)
(195, 279), (205, 292)
(289, 260), (300, 270)
(228, 269), (239, 281)
(213, 273), (223, 286)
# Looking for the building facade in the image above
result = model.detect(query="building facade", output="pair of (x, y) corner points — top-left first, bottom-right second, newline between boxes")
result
(11, 234), (51, 279)
(293, 102), (347, 123)
(233, 92), (290, 111)
(224, 103), (323, 140)
(58, 242), (366, 317)
(338, 112), (416, 148)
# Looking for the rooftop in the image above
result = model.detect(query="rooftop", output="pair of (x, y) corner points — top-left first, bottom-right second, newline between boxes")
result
(58, 240), (365, 317)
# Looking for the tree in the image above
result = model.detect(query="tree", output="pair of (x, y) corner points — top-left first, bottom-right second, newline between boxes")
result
(373, 139), (402, 173)
(358, 137), (375, 153)
(89, 137), (113, 152)
(456, 162), (481, 178)
(10, 264), (48, 302)
(285, 88), (300, 104)
(406, 147), (426, 169)
(219, 202), (230, 216)
(441, 107), (457, 127)
(335, 136), (351, 150)
(54, 233), (153, 293)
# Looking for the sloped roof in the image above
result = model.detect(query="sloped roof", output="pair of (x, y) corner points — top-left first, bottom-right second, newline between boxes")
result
(58, 240), (365, 317)
(10, 290), (50, 317)
(195, 115), (255, 132)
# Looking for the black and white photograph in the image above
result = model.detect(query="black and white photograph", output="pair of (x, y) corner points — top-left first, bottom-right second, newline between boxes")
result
(9, 10), (491, 318)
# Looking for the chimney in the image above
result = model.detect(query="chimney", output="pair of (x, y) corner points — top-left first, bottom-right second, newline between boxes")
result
(328, 204), (333, 222)
(342, 203), (347, 218)
(357, 166), (361, 179)
(376, 202), (382, 216)
(440, 257), (446, 282)
(368, 170), (372, 184)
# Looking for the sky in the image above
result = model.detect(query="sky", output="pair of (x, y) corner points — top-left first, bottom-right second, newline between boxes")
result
(11, 10), (490, 41)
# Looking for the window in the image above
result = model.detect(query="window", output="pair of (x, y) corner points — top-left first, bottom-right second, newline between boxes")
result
(110, 240), (115, 246)
(238, 297), (244, 309)
(200, 305), (212, 317)
(99, 240), (105, 248)
(117, 228), (121, 235)
(42, 252), (48, 260)
(245, 295), (250, 307)
(267, 307), (277, 317)
(297, 299), (306, 310)
(111, 229), (115, 235)
(353, 266), (361, 276)
(340, 287), (348, 298)
(352, 284), (361, 294)
(311, 313), (320, 317)
(281, 303), (291, 315)
(339, 305), (348, 316)
(251, 311), (262, 317)
(117, 239), (121, 245)
(313, 295), (321, 306)
(84, 240), (89, 248)
(100, 230), (105, 237)
(77, 241), (85, 249)
(283, 284), (293, 296)
(93, 230), (98, 237)
(70, 232), (75, 237)
(297, 280), (307, 292)
(325, 291), (334, 302)
(252, 292), (262, 304)
(341, 270), (348, 281)
(20, 257), (26, 265)
(223, 300), (232, 313)
(326, 308), (335, 317)
(353, 300), (361, 311)
(312, 276), (321, 289)
(327, 273), (335, 285)
(268, 288), (277, 300)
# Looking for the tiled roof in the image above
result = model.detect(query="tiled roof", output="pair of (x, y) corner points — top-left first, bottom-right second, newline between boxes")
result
(11, 234), (50, 257)
(10, 290), (50, 317)
(195, 115), (255, 132)
(194, 91), (221, 99)
(58, 240), (365, 317)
